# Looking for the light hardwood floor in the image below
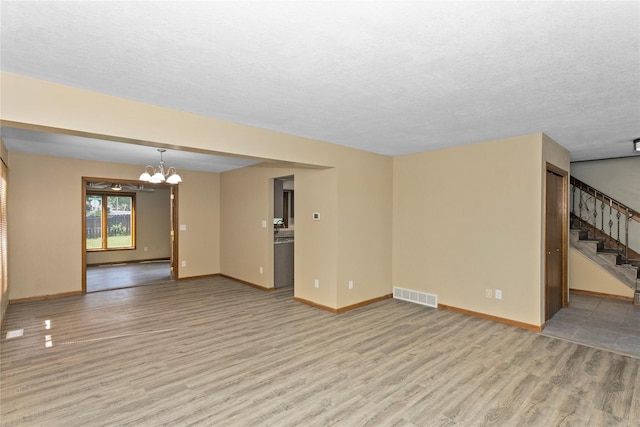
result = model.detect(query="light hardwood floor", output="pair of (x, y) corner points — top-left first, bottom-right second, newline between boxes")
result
(1, 277), (639, 426)
(86, 261), (172, 293)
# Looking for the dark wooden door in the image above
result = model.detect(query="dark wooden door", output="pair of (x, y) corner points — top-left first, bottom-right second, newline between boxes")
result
(545, 169), (564, 321)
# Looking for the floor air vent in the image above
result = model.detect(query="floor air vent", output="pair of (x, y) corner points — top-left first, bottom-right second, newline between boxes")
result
(393, 287), (438, 308)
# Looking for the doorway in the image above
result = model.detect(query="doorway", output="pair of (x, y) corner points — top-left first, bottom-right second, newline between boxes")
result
(273, 176), (294, 291)
(82, 177), (178, 293)
(544, 164), (568, 321)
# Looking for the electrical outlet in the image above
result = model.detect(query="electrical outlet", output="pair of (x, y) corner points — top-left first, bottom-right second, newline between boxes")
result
(348, 280), (354, 290)
(181, 261), (186, 267)
(259, 267), (263, 274)
(314, 279), (319, 289)
(485, 288), (493, 298)
(495, 289), (502, 300)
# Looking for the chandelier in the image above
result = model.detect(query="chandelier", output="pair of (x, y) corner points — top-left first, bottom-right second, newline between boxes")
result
(139, 149), (182, 184)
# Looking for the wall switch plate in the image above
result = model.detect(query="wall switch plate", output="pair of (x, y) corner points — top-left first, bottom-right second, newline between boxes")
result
(144, 246), (148, 252)
(495, 289), (502, 300)
(179, 224), (187, 231)
(181, 261), (186, 267)
(314, 279), (319, 288)
(348, 280), (354, 290)
(485, 288), (492, 298)
(261, 220), (267, 228)
(259, 267), (263, 274)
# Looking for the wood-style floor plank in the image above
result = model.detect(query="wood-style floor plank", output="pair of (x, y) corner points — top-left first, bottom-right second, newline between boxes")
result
(1, 276), (639, 426)
(86, 261), (171, 293)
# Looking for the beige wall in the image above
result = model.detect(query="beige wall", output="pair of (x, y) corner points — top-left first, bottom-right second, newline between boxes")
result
(0, 72), (336, 167)
(336, 150), (393, 307)
(177, 169), (221, 279)
(0, 72), (586, 325)
(571, 157), (640, 212)
(569, 248), (634, 298)
(295, 168), (340, 306)
(393, 133), (569, 327)
(1, 72), (393, 310)
(9, 152), (81, 299)
(0, 137), (8, 325)
(220, 156), (392, 309)
(220, 165), (340, 308)
(86, 188), (171, 265)
(7, 152), (220, 300)
(571, 156), (640, 254)
(220, 166), (283, 288)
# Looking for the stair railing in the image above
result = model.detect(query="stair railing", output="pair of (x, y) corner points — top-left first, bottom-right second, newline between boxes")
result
(570, 176), (640, 263)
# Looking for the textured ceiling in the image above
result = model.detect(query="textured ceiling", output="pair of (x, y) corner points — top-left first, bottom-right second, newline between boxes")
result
(1, 1), (639, 165)
(0, 127), (259, 173)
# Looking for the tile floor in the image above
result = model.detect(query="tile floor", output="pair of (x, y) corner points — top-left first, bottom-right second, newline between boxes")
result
(542, 291), (640, 358)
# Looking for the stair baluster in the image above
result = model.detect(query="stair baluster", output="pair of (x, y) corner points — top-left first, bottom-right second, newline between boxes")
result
(569, 177), (640, 293)
(593, 189), (598, 230)
(600, 200), (605, 235)
(626, 207), (630, 262)
(608, 200), (613, 248)
(570, 176), (639, 278)
(617, 209), (621, 249)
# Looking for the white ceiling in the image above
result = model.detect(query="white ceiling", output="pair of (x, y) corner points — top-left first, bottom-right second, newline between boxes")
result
(0, 127), (259, 173)
(1, 1), (639, 166)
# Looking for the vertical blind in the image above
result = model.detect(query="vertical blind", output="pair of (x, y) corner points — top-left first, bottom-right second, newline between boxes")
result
(0, 159), (7, 296)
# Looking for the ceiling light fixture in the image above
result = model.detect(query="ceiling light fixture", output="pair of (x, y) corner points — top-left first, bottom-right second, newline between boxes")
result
(634, 138), (640, 152)
(111, 183), (122, 191)
(139, 149), (182, 184)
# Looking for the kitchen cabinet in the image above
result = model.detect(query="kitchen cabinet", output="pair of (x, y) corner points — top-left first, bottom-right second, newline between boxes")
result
(274, 241), (294, 288)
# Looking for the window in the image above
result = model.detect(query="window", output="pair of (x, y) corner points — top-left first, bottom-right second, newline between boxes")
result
(86, 192), (135, 250)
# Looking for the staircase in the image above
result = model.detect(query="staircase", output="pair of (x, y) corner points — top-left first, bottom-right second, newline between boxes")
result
(570, 177), (640, 292)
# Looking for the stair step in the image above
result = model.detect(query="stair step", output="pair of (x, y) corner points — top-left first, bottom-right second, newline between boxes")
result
(620, 265), (640, 279)
(599, 248), (622, 254)
(569, 188), (639, 289)
(570, 238), (638, 290)
(616, 256), (640, 268)
(579, 231), (592, 240)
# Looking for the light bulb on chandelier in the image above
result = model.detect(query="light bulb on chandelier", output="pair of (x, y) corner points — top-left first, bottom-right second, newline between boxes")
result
(139, 149), (182, 184)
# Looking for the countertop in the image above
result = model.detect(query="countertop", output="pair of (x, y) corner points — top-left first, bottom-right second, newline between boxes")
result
(274, 229), (294, 244)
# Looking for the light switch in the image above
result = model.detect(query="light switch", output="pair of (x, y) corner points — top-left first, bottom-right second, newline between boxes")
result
(179, 224), (187, 231)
